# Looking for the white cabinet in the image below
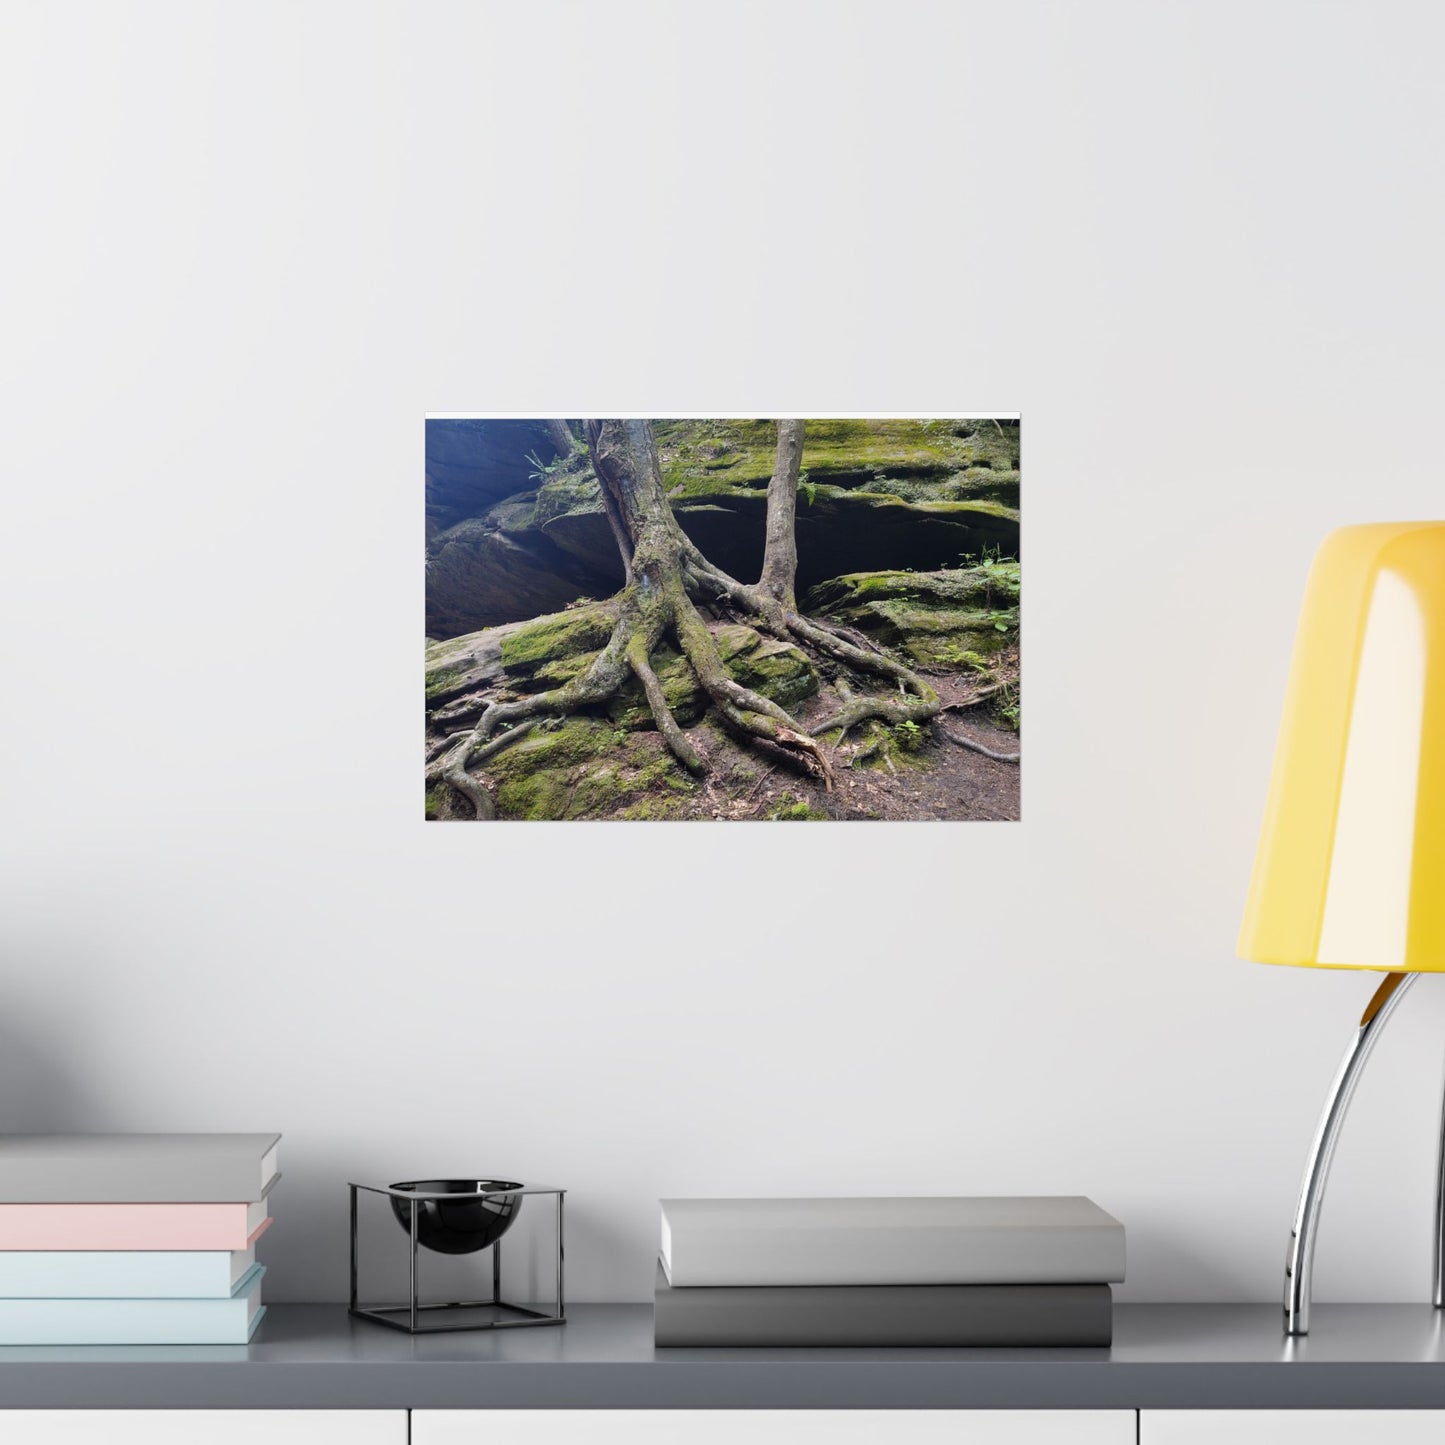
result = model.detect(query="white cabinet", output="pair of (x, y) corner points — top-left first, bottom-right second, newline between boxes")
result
(0, 1411), (406, 1444)
(413, 1410), (1135, 1445)
(1142, 1411), (1445, 1444)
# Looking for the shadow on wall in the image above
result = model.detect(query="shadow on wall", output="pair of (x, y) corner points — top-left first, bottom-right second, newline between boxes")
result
(0, 1012), (105, 1131)
(1120, 1216), (1262, 1304)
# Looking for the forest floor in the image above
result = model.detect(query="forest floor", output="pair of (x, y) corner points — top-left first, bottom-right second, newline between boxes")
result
(426, 610), (1021, 823)
(678, 668), (1021, 822)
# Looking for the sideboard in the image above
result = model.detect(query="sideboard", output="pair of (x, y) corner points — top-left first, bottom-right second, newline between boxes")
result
(0, 1303), (1441, 1442)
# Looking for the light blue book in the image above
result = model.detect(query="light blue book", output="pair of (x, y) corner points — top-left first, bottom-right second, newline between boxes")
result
(0, 1264), (264, 1344)
(0, 1246), (256, 1298)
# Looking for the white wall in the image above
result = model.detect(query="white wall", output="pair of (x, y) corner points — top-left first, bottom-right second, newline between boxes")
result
(4, 0), (1445, 1305)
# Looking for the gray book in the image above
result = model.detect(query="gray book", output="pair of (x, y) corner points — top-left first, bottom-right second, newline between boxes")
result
(660, 1196), (1125, 1287)
(0, 1134), (281, 1203)
(654, 1264), (1112, 1347)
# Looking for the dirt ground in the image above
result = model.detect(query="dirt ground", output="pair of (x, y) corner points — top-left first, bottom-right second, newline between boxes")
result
(642, 668), (1021, 823)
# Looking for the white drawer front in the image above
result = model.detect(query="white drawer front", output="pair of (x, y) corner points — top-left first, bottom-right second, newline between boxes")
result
(0, 1411), (406, 1444)
(414, 1410), (1135, 1445)
(1143, 1411), (1445, 1444)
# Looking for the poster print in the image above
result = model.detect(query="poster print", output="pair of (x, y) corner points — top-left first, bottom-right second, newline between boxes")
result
(426, 418), (1019, 821)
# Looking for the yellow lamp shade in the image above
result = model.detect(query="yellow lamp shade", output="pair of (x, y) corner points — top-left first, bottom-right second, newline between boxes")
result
(1240, 522), (1445, 971)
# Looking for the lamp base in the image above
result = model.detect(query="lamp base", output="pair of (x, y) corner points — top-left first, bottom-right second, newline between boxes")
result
(1282, 971), (1437, 1335)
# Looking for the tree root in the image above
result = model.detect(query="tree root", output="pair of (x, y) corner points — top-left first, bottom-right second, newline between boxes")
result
(627, 642), (705, 775)
(431, 721), (541, 819)
(673, 594), (832, 788)
(940, 684), (1007, 712)
(939, 722), (1020, 764)
(678, 552), (941, 742)
(432, 568), (833, 817)
(430, 562), (940, 813)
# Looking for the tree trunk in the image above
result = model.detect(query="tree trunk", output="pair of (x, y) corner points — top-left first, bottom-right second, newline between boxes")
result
(544, 418), (574, 457)
(759, 419), (804, 608)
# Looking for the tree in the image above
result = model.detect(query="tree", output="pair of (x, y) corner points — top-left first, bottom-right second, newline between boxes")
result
(430, 419), (943, 819)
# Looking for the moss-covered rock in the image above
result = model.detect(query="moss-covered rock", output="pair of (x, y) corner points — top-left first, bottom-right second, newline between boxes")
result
(482, 719), (697, 821)
(424, 603), (618, 717)
(498, 605), (615, 674)
(529, 420), (1021, 598)
(424, 419), (1021, 636)
(805, 564), (1020, 671)
(655, 418), (1015, 494)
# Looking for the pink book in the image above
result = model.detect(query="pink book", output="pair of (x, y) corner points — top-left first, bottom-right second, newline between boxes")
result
(0, 1200), (270, 1251)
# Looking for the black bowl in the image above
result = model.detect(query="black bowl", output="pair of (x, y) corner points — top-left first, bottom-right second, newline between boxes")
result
(389, 1179), (524, 1255)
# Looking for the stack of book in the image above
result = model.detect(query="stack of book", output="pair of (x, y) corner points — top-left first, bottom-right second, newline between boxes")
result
(0, 1133), (280, 1344)
(655, 1196), (1125, 1347)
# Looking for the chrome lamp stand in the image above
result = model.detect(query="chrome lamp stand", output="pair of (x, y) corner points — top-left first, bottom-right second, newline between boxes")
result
(1284, 972), (1444, 1334)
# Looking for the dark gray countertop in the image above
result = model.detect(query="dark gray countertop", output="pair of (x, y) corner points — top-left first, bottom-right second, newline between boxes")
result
(1, 1304), (1444, 1410)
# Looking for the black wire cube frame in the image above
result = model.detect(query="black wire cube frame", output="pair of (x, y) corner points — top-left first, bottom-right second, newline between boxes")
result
(348, 1180), (565, 1334)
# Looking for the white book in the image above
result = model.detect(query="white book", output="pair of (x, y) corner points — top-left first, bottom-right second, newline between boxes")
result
(659, 1196), (1126, 1287)
(0, 1245), (256, 1297)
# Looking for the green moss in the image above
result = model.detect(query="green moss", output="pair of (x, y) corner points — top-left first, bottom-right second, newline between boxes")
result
(935, 468), (1020, 505)
(817, 491), (1017, 523)
(484, 718), (700, 820)
(803, 565), (1019, 669)
(498, 605), (614, 673)
(424, 664), (469, 702)
(651, 419), (1015, 504)
(848, 721), (931, 774)
(767, 791), (829, 820)
(532, 463), (605, 531)
(494, 769), (575, 821)
(567, 766), (627, 817)
(487, 718), (613, 778)
(605, 625), (817, 732)
(616, 793), (692, 820)
(733, 639), (820, 710)
(424, 786), (448, 819)
(532, 648), (602, 687)
(952, 419), (1020, 472)
(657, 418), (986, 486)
(520, 420), (1019, 581)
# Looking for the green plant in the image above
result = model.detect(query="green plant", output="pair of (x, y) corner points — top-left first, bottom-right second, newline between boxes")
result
(893, 718), (925, 751)
(525, 448), (575, 486)
(798, 471), (816, 507)
(969, 544), (1020, 608)
(994, 681), (1021, 732)
(525, 449), (552, 485)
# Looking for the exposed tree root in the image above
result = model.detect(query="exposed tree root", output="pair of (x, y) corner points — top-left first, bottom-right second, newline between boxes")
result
(627, 641), (705, 775)
(678, 551), (940, 742)
(940, 684), (1007, 712)
(430, 720), (542, 820)
(939, 722), (1020, 764)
